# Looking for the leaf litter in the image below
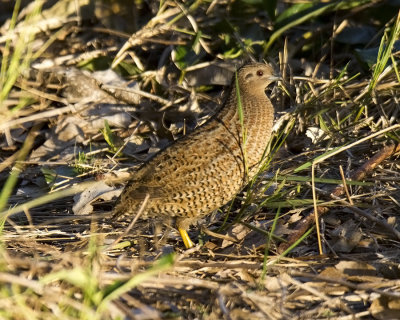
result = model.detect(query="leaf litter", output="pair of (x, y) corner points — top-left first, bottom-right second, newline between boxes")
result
(0, 1), (400, 319)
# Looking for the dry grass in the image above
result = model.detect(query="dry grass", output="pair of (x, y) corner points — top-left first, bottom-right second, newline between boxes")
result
(0, 0), (400, 319)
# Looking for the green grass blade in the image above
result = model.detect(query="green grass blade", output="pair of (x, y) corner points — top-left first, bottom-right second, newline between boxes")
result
(369, 11), (400, 91)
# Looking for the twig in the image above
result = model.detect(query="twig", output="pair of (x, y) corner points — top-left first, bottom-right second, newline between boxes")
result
(291, 270), (400, 298)
(339, 165), (353, 205)
(0, 104), (83, 131)
(108, 193), (150, 249)
(100, 83), (171, 106)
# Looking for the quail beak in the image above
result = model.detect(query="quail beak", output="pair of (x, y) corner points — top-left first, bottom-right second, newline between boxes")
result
(179, 227), (195, 249)
(264, 75), (282, 94)
(267, 75), (282, 82)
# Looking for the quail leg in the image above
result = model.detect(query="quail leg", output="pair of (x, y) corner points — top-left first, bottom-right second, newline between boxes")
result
(178, 227), (195, 249)
(177, 217), (195, 249)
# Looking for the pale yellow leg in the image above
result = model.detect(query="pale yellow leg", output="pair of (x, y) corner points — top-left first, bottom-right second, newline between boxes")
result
(178, 227), (195, 249)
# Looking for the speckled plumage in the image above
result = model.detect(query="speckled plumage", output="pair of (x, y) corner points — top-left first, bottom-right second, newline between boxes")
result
(113, 63), (279, 248)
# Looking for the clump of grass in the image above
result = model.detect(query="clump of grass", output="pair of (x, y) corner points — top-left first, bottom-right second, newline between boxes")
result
(0, 0), (42, 105)
(0, 0), (43, 212)
(369, 11), (400, 92)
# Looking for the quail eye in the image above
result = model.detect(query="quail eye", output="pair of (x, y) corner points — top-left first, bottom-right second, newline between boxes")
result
(256, 70), (264, 76)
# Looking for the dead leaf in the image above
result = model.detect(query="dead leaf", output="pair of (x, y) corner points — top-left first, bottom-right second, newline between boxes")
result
(335, 260), (380, 282)
(73, 181), (121, 215)
(370, 295), (400, 320)
(330, 219), (363, 253)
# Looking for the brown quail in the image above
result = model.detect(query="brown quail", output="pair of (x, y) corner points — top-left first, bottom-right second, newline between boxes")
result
(113, 63), (279, 248)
